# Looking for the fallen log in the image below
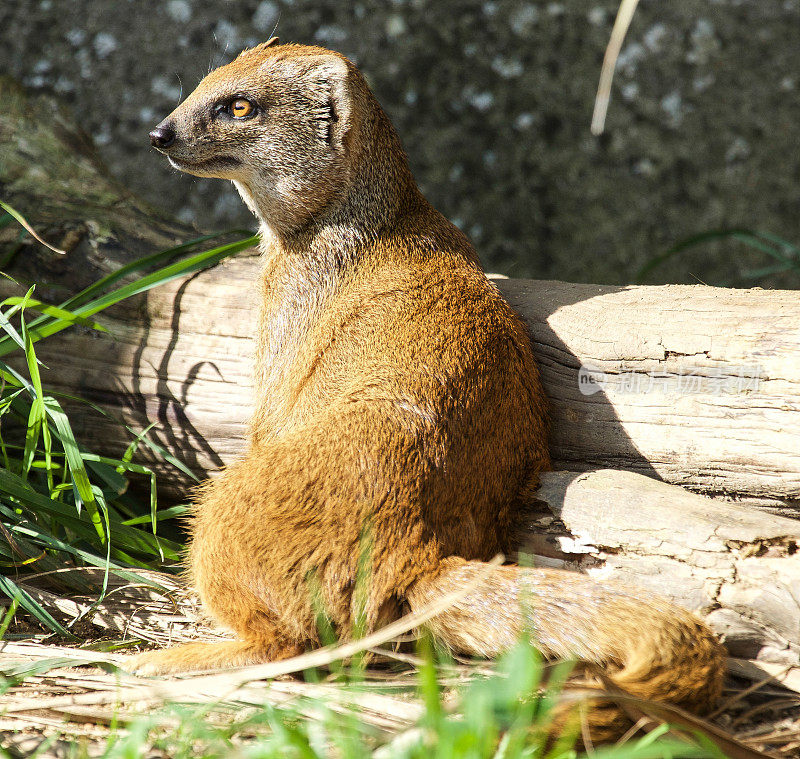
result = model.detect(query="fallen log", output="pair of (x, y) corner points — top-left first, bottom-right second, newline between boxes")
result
(9, 260), (798, 503)
(501, 279), (800, 503)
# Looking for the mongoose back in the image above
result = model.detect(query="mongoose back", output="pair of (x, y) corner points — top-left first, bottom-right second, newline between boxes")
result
(134, 39), (725, 738)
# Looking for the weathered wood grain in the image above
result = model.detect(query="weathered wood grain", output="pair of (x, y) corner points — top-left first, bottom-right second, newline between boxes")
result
(500, 279), (800, 501)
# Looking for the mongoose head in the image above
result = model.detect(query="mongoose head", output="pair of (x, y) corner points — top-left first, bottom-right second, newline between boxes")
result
(149, 40), (371, 235)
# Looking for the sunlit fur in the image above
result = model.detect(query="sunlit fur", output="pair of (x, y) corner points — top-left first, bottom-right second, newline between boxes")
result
(132, 41), (725, 740)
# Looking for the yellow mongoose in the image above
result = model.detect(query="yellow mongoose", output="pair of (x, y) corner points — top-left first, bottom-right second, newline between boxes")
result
(132, 39), (725, 737)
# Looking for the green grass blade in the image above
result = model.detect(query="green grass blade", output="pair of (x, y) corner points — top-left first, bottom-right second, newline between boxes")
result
(58, 229), (255, 313)
(750, 229), (800, 257)
(0, 656), (122, 684)
(42, 396), (103, 540)
(82, 456), (129, 496)
(1, 296), (109, 335)
(0, 200), (65, 255)
(727, 231), (794, 264)
(71, 235), (259, 318)
(740, 263), (794, 279)
(22, 397), (43, 478)
(0, 302), (27, 353)
(0, 596), (19, 640)
(122, 504), (188, 526)
(14, 229), (252, 340)
(0, 361), (28, 389)
(21, 306), (45, 480)
(121, 424), (160, 533)
(636, 227), (798, 283)
(126, 425), (201, 483)
(417, 634), (443, 723)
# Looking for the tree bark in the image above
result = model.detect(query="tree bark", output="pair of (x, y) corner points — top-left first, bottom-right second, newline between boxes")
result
(0, 76), (196, 295)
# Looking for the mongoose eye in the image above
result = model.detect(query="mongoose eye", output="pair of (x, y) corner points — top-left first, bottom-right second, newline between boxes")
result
(230, 98), (255, 119)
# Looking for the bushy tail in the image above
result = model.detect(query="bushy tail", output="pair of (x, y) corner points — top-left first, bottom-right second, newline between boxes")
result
(406, 558), (725, 740)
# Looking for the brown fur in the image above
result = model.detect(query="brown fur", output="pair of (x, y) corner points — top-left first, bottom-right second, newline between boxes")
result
(133, 41), (725, 738)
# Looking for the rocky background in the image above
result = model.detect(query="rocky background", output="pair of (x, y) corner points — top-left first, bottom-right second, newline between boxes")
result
(1, 0), (799, 286)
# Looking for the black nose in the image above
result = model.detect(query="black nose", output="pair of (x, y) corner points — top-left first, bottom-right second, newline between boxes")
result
(149, 124), (176, 149)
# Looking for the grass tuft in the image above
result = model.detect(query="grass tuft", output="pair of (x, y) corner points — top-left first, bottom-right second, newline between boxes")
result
(0, 201), (256, 639)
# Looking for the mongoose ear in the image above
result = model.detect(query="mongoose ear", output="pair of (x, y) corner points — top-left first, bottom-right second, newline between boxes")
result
(301, 55), (353, 151)
(236, 37), (279, 59)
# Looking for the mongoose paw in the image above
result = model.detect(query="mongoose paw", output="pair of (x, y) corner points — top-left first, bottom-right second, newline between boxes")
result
(125, 639), (288, 675)
(127, 649), (186, 677)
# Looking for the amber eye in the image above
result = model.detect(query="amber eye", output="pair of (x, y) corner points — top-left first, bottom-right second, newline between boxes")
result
(230, 98), (255, 119)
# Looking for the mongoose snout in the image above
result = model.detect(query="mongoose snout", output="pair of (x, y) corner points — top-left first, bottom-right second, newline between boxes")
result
(131, 38), (726, 743)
